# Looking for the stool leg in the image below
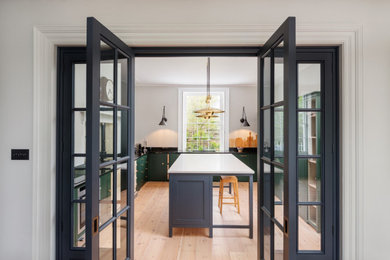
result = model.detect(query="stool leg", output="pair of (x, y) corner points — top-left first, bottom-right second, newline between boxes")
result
(235, 181), (240, 214)
(218, 181), (222, 208)
(220, 181), (223, 214)
(233, 181), (237, 207)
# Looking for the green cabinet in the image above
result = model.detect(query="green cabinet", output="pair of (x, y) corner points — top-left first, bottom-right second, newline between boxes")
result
(232, 153), (257, 182)
(168, 153), (179, 168)
(136, 154), (148, 191)
(148, 153), (168, 181)
(148, 152), (180, 181)
(100, 167), (113, 199)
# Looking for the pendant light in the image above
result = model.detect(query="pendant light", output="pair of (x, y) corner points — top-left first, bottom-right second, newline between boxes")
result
(158, 106), (167, 126)
(193, 57), (224, 119)
(240, 106), (250, 127)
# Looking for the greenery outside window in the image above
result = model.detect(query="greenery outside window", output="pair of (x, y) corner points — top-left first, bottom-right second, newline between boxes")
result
(179, 88), (229, 152)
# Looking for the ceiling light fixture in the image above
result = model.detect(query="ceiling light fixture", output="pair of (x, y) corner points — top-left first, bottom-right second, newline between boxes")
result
(193, 57), (224, 119)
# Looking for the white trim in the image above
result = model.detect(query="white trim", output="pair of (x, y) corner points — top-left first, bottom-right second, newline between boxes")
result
(178, 88), (229, 152)
(33, 23), (363, 260)
(32, 27), (57, 260)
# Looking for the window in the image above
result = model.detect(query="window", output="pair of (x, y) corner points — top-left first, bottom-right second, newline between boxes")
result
(179, 88), (229, 152)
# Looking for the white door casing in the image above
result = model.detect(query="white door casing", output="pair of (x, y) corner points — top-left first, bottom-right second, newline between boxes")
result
(32, 23), (363, 260)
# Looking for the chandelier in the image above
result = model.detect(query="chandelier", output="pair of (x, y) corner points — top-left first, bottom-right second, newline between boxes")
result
(193, 57), (224, 119)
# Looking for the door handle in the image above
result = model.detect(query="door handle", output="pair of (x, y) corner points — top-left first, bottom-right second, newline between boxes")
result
(284, 217), (288, 236)
(92, 216), (99, 236)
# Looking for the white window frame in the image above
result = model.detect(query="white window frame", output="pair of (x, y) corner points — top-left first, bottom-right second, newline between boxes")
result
(178, 87), (229, 152)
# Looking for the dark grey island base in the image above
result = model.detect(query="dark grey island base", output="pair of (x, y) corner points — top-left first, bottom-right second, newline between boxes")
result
(168, 173), (253, 238)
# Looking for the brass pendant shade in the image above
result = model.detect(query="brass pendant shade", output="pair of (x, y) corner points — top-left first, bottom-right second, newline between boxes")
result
(193, 57), (225, 119)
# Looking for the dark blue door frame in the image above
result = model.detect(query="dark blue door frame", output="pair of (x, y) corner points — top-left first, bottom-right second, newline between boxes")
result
(56, 19), (339, 259)
(86, 17), (135, 259)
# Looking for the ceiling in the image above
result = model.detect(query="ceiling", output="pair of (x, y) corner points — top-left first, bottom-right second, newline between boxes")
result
(135, 57), (257, 86)
(135, 57), (321, 96)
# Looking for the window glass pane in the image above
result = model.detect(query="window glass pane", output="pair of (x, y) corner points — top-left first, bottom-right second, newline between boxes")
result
(298, 63), (321, 109)
(117, 109), (128, 159)
(274, 41), (284, 103)
(117, 211), (128, 259)
(298, 205), (321, 251)
(263, 109), (271, 158)
(298, 158), (321, 202)
(73, 64), (86, 108)
(298, 112), (321, 156)
(274, 165), (284, 225)
(72, 202), (86, 247)
(117, 162), (128, 213)
(73, 156), (86, 199)
(100, 106), (114, 163)
(274, 225), (284, 260)
(100, 41), (115, 103)
(263, 215), (271, 260)
(100, 165), (114, 226)
(99, 224), (113, 260)
(274, 106), (284, 164)
(184, 92), (224, 152)
(118, 52), (128, 106)
(73, 111), (86, 154)
(263, 162), (271, 211)
(263, 54), (271, 106)
(73, 180), (86, 201)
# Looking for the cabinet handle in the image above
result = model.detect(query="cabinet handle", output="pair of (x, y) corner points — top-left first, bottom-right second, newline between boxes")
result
(162, 163), (164, 165)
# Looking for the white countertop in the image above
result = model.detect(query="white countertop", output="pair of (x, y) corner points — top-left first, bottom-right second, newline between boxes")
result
(168, 153), (254, 175)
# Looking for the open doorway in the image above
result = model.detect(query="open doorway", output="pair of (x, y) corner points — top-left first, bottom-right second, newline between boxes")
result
(56, 17), (339, 260)
(133, 56), (258, 259)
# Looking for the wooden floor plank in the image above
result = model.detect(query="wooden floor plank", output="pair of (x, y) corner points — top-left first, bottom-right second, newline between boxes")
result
(133, 181), (320, 259)
(134, 182), (257, 260)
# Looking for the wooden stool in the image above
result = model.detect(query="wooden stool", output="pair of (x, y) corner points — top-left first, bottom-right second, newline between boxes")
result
(218, 176), (240, 214)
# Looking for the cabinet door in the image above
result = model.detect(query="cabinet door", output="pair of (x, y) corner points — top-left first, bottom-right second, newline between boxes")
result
(169, 174), (212, 227)
(233, 153), (257, 182)
(136, 155), (148, 190)
(148, 153), (167, 181)
(168, 153), (179, 168)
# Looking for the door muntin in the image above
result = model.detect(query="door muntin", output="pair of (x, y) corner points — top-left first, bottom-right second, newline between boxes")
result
(258, 17), (296, 260)
(86, 17), (134, 260)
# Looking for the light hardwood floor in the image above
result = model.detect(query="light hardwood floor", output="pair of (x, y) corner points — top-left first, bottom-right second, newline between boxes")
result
(134, 181), (257, 260)
(134, 181), (320, 260)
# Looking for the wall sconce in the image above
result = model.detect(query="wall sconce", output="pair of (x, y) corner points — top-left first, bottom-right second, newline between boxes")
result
(240, 106), (250, 127)
(158, 106), (168, 126)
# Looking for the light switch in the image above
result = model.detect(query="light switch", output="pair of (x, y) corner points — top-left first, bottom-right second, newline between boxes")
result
(11, 149), (29, 160)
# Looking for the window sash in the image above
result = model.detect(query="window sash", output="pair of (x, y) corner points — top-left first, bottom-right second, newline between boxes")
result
(179, 88), (229, 152)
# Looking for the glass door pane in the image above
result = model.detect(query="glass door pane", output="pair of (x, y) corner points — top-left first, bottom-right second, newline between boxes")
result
(86, 17), (134, 260)
(259, 17), (296, 260)
(296, 63), (324, 254)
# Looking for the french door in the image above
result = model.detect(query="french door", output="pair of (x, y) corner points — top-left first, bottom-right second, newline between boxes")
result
(258, 17), (336, 260)
(57, 16), (337, 260)
(86, 17), (135, 260)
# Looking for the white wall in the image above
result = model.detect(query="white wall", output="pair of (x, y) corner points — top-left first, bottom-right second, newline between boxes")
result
(1, 1), (390, 259)
(135, 84), (257, 147)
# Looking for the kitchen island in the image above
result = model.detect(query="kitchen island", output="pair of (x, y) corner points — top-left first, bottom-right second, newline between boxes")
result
(168, 153), (255, 238)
